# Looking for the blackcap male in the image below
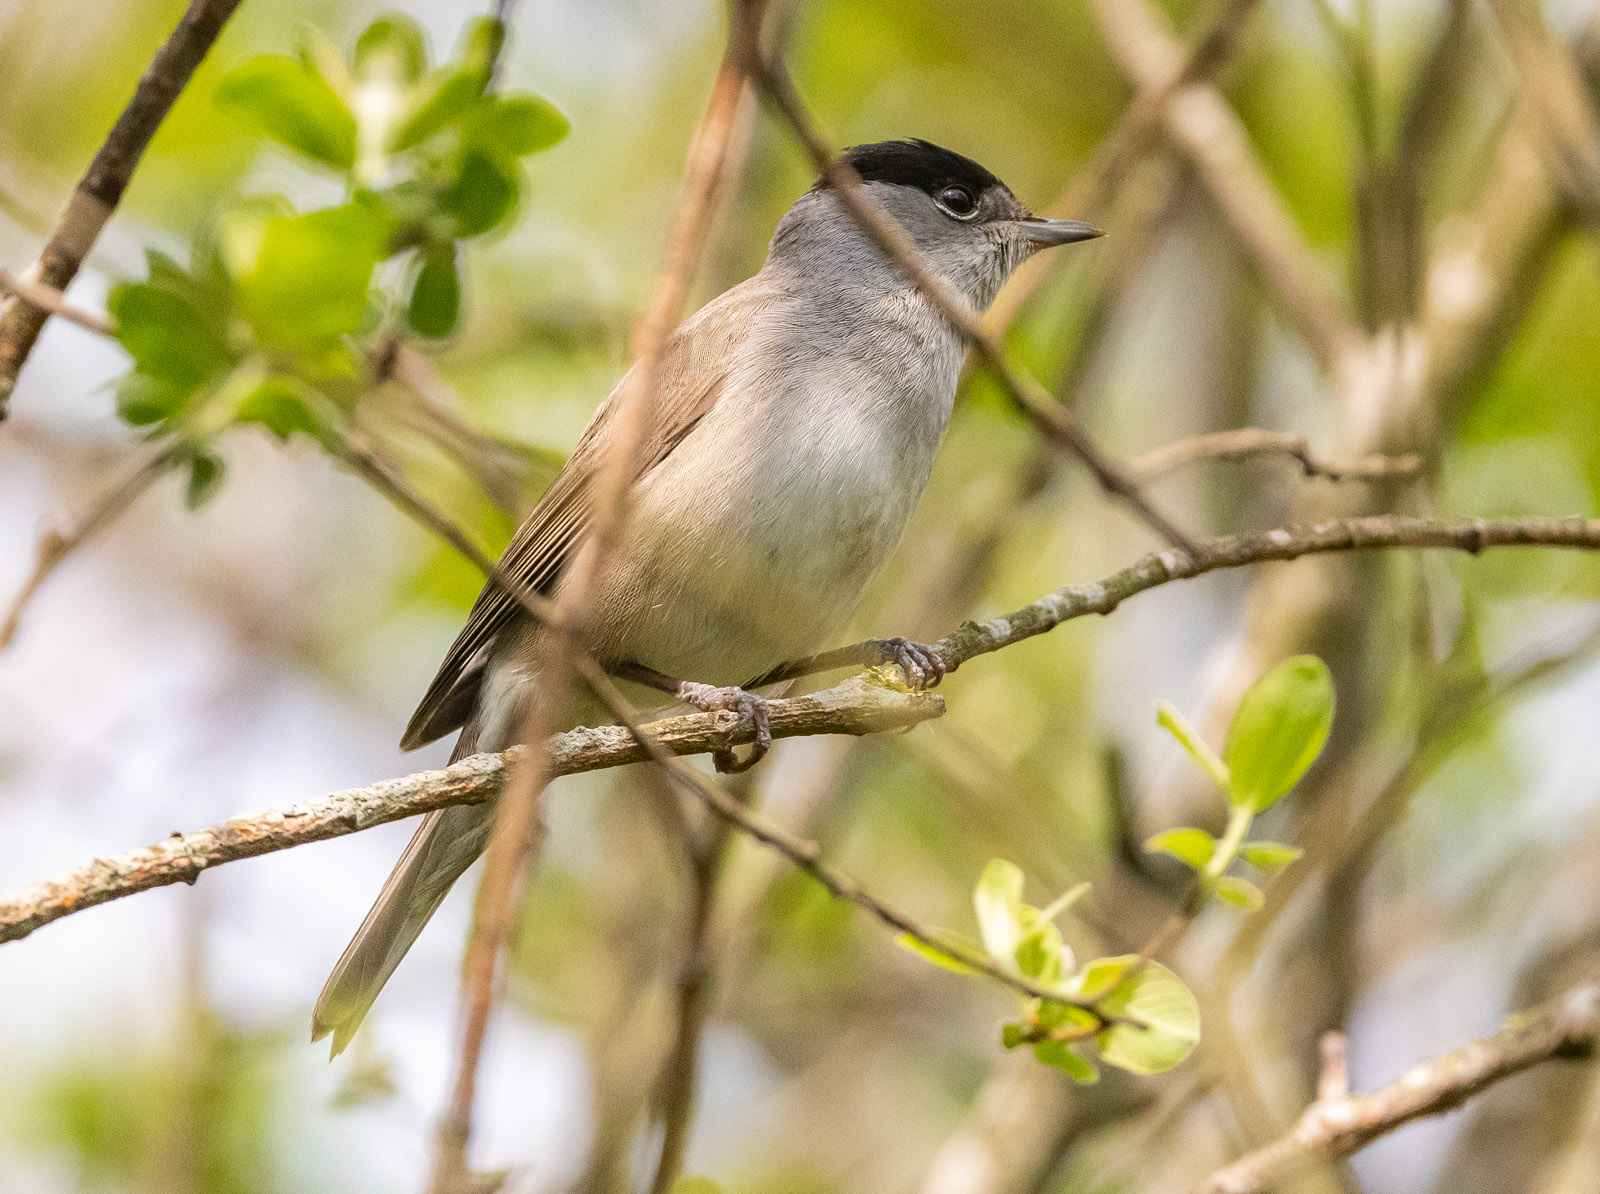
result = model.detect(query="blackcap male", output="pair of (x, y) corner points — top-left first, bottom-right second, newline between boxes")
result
(312, 139), (1100, 1054)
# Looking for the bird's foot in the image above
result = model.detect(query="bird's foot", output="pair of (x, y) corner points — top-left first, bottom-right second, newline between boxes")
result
(677, 681), (772, 773)
(864, 637), (947, 690)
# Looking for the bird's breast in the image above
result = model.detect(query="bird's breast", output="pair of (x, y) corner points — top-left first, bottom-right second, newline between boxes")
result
(590, 314), (964, 684)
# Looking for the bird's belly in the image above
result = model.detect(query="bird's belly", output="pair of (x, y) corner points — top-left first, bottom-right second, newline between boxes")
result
(592, 411), (940, 685)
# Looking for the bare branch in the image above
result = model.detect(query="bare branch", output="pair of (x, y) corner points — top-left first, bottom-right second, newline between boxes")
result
(1127, 428), (1422, 484)
(1486, 0), (1600, 220)
(757, 62), (1196, 554)
(761, 514), (1600, 687)
(1193, 982), (1600, 1194)
(0, 674), (940, 947)
(367, 340), (559, 518)
(0, 269), (113, 338)
(0, 0), (243, 417)
(0, 442), (184, 649)
(431, 2), (770, 1186)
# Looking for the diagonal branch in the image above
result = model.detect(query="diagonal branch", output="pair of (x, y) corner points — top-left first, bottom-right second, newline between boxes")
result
(1193, 982), (1600, 1194)
(986, 0), (1265, 332)
(0, 673), (940, 947)
(0, 0), (244, 418)
(756, 60), (1198, 554)
(8, 513), (1600, 949)
(0, 440), (184, 649)
(758, 514), (1600, 687)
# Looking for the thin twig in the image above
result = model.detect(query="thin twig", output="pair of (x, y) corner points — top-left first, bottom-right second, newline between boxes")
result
(1193, 981), (1600, 1194)
(646, 781), (741, 1194)
(756, 60), (1198, 554)
(571, 663), (1103, 1013)
(0, 269), (113, 338)
(429, 2), (769, 1187)
(1486, 0), (1600, 223)
(368, 340), (559, 518)
(0, 0), (244, 417)
(1127, 428), (1422, 484)
(1, 442), (185, 648)
(0, 672), (941, 946)
(755, 514), (1600, 687)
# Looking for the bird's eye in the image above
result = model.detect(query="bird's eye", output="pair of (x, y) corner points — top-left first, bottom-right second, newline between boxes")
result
(934, 185), (978, 219)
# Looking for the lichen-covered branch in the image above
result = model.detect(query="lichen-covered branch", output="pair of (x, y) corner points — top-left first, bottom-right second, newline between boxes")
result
(764, 514), (1600, 685)
(0, 674), (940, 946)
(8, 513), (1598, 953)
(0, 0), (244, 417)
(1193, 982), (1600, 1194)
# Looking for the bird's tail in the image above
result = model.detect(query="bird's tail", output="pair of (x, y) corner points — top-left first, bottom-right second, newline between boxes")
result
(311, 726), (493, 1058)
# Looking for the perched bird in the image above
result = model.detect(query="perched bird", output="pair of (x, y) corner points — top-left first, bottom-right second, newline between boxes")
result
(312, 138), (1100, 1055)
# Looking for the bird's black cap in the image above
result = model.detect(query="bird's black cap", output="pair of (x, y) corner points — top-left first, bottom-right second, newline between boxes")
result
(828, 139), (1009, 199)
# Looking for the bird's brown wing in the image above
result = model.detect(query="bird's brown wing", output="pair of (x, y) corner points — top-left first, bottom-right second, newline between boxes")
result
(399, 342), (727, 751)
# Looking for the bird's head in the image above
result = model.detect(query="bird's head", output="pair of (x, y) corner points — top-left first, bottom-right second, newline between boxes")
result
(772, 138), (1101, 311)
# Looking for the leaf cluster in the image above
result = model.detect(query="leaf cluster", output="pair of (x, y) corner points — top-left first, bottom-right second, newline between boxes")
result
(900, 860), (1199, 1083)
(897, 656), (1335, 1083)
(1145, 655), (1334, 911)
(107, 13), (568, 505)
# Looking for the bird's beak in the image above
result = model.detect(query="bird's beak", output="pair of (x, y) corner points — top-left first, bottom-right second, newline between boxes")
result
(1017, 217), (1103, 247)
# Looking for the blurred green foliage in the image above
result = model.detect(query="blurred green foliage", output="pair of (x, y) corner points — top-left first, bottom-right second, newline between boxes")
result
(104, 11), (569, 505)
(6, 0), (1600, 1190)
(24, 1019), (285, 1194)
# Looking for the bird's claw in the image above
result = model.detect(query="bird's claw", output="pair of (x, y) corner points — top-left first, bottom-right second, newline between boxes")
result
(677, 681), (772, 773)
(866, 637), (947, 690)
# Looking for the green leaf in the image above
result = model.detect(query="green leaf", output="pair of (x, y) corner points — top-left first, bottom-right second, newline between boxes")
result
(1144, 827), (1216, 871)
(1033, 1040), (1100, 1083)
(355, 14), (428, 82)
(456, 16), (505, 75)
(1095, 960), (1200, 1076)
(472, 94), (569, 155)
(297, 24), (352, 101)
(1013, 915), (1063, 986)
(1156, 700), (1230, 790)
(1237, 841), (1304, 876)
(1212, 875), (1265, 912)
(215, 55), (357, 169)
(408, 247), (461, 337)
(894, 932), (982, 978)
(1224, 656), (1335, 811)
(389, 67), (486, 151)
(1073, 955), (1135, 1002)
(185, 450), (226, 510)
(236, 376), (323, 441)
(974, 859), (1026, 965)
(441, 147), (520, 237)
(115, 375), (188, 427)
(1000, 1022), (1027, 1050)
(108, 283), (232, 392)
(232, 203), (389, 350)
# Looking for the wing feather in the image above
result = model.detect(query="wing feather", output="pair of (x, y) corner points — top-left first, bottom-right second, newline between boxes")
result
(399, 344), (727, 751)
